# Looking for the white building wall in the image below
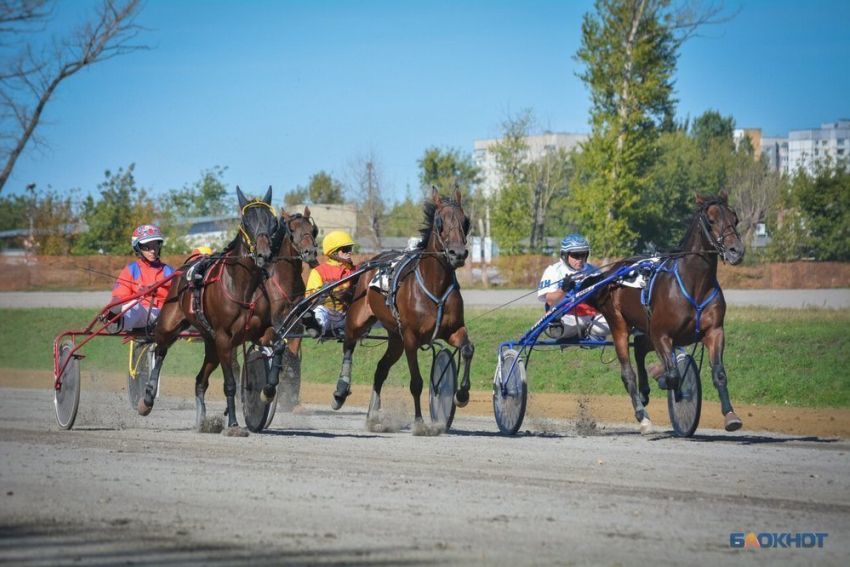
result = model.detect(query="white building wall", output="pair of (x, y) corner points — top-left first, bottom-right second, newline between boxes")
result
(473, 132), (587, 197)
(788, 120), (850, 175)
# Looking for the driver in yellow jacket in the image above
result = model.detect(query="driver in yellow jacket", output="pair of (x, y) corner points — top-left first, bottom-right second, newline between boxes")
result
(303, 231), (358, 337)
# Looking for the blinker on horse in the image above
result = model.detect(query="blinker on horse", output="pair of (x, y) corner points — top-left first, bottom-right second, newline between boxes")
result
(139, 186), (280, 429)
(588, 190), (745, 434)
(332, 186), (474, 432)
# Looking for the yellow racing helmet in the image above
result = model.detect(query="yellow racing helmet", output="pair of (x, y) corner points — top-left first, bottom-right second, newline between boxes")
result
(322, 231), (355, 256)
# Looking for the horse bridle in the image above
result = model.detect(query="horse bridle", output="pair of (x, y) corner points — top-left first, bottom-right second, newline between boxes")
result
(239, 200), (278, 262)
(432, 203), (469, 263)
(698, 202), (741, 263)
(280, 213), (318, 262)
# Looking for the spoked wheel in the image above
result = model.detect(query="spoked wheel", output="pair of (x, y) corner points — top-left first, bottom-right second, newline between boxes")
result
(429, 347), (457, 430)
(667, 352), (702, 437)
(127, 340), (154, 409)
(241, 346), (271, 433)
(493, 349), (527, 435)
(54, 339), (81, 430)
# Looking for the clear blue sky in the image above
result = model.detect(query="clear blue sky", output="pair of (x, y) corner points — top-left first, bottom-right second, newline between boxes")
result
(6, 0), (850, 206)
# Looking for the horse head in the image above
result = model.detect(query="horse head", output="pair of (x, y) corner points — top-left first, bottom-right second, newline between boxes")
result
(697, 190), (745, 266)
(236, 185), (278, 269)
(429, 185), (470, 268)
(280, 206), (319, 268)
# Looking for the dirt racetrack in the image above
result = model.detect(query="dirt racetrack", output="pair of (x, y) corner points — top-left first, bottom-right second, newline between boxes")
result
(1, 369), (849, 566)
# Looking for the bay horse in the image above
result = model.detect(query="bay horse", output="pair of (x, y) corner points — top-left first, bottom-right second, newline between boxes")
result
(242, 207), (318, 409)
(139, 186), (279, 428)
(332, 186), (474, 432)
(589, 190), (745, 434)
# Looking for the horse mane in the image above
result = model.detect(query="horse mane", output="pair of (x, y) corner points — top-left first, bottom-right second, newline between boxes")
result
(416, 194), (462, 250)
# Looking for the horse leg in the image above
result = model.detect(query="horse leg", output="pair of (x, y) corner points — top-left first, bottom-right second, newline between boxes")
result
(138, 344), (168, 416)
(446, 327), (474, 408)
(217, 336), (239, 428)
(652, 337), (681, 392)
(331, 339), (357, 411)
(612, 328), (651, 433)
(367, 335), (404, 428)
(633, 333), (652, 406)
(280, 338), (302, 411)
(704, 327), (742, 432)
(194, 341), (220, 427)
(403, 340), (426, 428)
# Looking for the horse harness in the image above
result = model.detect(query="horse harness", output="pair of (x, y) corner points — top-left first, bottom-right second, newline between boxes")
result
(376, 250), (459, 345)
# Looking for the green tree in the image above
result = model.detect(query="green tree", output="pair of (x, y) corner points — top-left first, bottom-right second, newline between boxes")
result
(74, 164), (155, 255)
(165, 166), (232, 218)
(308, 171), (345, 204)
(418, 146), (481, 198)
(489, 110), (533, 254)
(282, 187), (309, 209)
(691, 110), (735, 153)
(0, 192), (30, 232)
(771, 162), (849, 261)
(573, 0), (732, 256)
(382, 195), (422, 238)
(417, 146), (483, 239)
(28, 185), (79, 255)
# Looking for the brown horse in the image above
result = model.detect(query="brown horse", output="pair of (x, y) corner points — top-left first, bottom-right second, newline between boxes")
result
(332, 186), (474, 432)
(241, 207), (318, 409)
(139, 186), (279, 428)
(590, 190), (745, 434)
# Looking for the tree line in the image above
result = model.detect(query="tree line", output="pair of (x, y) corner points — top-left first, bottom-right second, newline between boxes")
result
(1, 0), (847, 262)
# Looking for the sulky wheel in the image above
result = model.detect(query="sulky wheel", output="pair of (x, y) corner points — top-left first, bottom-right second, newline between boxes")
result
(667, 352), (702, 437)
(127, 340), (154, 409)
(241, 346), (271, 433)
(429, 347), (457, 430)
(54, 339), (81, 430)
(493, 349), (527, 435)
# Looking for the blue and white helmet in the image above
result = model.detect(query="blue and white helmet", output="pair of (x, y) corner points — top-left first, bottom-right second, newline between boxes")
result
(560, 234), (590, 255)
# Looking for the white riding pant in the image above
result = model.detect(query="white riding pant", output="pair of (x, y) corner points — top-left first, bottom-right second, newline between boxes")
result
(314, 305), (346, 334)
(121, 299), (160, 330)
(559, 313), (610, 340)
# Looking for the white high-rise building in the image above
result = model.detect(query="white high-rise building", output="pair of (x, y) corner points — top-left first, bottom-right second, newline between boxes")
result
(787, 120), (850, 175)
(473, 132), (587, 197)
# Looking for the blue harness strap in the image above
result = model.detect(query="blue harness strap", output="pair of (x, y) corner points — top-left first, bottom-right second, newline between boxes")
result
(643, 258), (719, 342)
(414, 264), (458, 344)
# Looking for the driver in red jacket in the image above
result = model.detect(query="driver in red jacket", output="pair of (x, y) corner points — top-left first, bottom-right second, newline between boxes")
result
(106, 224), (175, 333)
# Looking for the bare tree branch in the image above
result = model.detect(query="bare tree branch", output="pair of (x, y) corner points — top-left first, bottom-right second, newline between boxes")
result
(0, 0), (148, 195)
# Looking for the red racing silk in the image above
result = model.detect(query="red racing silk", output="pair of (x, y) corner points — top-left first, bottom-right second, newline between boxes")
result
(112, 259), (175, 309)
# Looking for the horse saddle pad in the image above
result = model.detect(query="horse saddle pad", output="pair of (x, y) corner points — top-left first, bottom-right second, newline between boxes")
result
(619, 257), (662, 289)
(368, 256), (405, 295)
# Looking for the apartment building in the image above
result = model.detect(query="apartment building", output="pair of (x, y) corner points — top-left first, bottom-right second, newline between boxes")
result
(787, 120), (850, 175)
(473, 132), (587, 197)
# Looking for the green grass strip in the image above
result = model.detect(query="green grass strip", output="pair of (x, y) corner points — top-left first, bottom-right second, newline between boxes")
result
(1, 306), (847, 409)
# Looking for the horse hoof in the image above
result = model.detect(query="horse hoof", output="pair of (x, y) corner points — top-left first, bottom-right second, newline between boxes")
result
(724, 412), (743, 432)
(639, 417), (652, 435)
(261, 386), (276, 404)
(137, 398), (153, 416)
(454, 389), (469, 408)
(331, 392), (349, 411)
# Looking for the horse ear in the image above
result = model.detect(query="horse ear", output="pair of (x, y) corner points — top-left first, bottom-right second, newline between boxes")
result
(432, 185), (442, 205)
(304, 205), (311, 217)
(263, 185), (273, 205)
(280, 209), (291, 222)
(718, 189), (729, 203)
(695, 192), (706, 206)
(453, 184), (462, 205)
(237, 186), (248, 209)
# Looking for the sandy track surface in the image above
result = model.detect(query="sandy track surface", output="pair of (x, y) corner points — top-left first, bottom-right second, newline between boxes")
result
(1, 373), (849, 566)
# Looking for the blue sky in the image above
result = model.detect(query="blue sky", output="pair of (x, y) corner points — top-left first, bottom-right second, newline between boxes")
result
(6, 0), (850, 205)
